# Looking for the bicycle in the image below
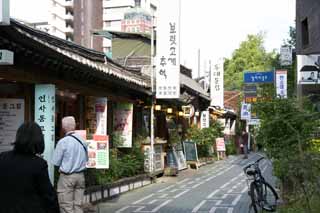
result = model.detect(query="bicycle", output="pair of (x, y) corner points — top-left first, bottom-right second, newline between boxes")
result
(243, 156), (279, 213)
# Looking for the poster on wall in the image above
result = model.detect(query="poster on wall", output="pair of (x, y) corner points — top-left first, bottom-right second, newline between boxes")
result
(156, 0), (180, 99)
(113, 103), (133, 148)
(297, 54), (320, 85)
(87, 134), (109, 169)
(276, 70), (287, 98)
(0, 99), (24, 153)
(95, 98), (108, 135)
(35, 84), (55, 183)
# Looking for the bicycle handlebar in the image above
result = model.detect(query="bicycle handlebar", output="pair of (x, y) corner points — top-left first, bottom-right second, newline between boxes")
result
(243, 156), (265, 172)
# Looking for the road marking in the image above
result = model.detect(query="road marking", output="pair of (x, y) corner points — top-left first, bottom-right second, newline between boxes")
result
(174, 189), (190, 198)
(232, 195), (242, 205)
(209, 207), (217, 213)
(148, 199), (158, 204)
(115, 206), (130, 213)
(192, 200), (206, 212)
(192, 183), (203, 188)
(157, 185), (175, 193)
(177, 178), (190, 184)
(151, 199), (172, 212)
(207, 189), (219, 199)
(228, 208), (234, 213)
(132, 194), (154, 204)
(170, 188), (178, 193)
(158, 194), (168, 199)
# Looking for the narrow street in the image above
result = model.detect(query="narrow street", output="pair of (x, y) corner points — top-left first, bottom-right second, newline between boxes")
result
(98, 153), (277, 213)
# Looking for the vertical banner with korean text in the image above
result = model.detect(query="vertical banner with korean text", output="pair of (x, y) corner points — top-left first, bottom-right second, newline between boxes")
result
(95, 98), (108, 135)
(211, 60), (224, 107)
(35, 84), (55, 183)
(0, 99), (24, 153)
(200, 111), (210, 129)
(156, 0), (180, 99)
(276, 70), (287, 98)
(113, 103), (133, 148)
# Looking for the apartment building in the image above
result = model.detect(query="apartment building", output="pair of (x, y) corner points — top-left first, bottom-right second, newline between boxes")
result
(102, 0), (158, 53)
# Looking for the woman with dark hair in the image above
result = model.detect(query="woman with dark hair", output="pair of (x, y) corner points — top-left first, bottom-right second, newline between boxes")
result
(0, 122), (60, 213)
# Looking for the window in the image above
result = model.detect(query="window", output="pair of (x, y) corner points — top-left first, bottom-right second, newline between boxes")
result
(301, 18), (309, 46)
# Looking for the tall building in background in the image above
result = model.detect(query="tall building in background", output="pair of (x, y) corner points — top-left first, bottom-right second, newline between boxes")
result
(102, 0), (158, 53)
(50, 0), (103, 51)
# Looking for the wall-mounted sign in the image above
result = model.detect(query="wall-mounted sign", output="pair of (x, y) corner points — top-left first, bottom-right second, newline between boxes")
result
(200, 111), (210, 129)
(113, 103), (133, 148)
(244, 71), (274, 83)
(0, 99), (24, 153)
(280, 46), (292, 66)
(276, 70), (287, 98)
(156, 0), (181, 99)
(241, 103), (251, 120)
(0, 0), (10, 25)
(35, 84), (55, 183)
(297, 55), (320, 85)
(182, 105), (194, 117)
(211, 60), (224, 108)
(0, 50), (13, 65)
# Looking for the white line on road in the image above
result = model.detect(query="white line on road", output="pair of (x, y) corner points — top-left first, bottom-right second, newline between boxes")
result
(151, 199), (172, 212)
(228, 208), (233, 213)
(177, 178), (190, 184)
(232, 195), (242, 206)
(157, 185), (175, 193)
(207, 189), (219, 199)
(115, 206), (130, 213)
(174, 189), (190, 198)
(192, 200), (206, 213)
(158, 194), (168, 199)
(132, 194), (154, 204)
(148, 199), (158, 204)
(209, 207), (217, 213)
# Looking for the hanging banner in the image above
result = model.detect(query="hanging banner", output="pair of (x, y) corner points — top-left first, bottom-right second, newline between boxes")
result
(241, 103), (251, 120)
(113, 103), (133, 148)
(95, 98), (108, 135)
(87, 134), (109, 169)
(0, 99), (24, 153)
(200, 111), (210, 129)
(276, 70), (287, 98)
(156, 0), (181, 99)
(211, 60), (224, 108)
(35, 84), (55, 183)
(280, 46), (292, 66)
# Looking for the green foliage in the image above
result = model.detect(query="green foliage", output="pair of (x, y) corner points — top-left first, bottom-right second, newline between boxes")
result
(224, 33), (279, 91)
(186, 120), (224, 158)
(225, 138), (237, 155)
(255, 98), (320, 211)
(168, 128), (181, 146)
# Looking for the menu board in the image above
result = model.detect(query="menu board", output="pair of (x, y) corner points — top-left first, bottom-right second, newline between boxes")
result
(0, 99), (25, 153)
(183, 141), (198, 161)
(87, 134), (109, 169)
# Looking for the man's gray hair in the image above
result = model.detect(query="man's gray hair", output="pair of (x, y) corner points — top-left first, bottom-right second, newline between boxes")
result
(62, 116), (76, 132)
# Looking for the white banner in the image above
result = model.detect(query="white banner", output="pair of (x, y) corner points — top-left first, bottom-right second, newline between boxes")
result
(280, 46), (292, 66)
(240, 103), (251, 120)
(95, 98), (108, 135)
(276, 70), (287, 98)
(113, 103), (133, 148)
(200, 111), (210, 129)
(0, 99), (24, 153)
(211, 60), (224, 108)
(156, 0), (180, 99)
(35, 84), (55, 183)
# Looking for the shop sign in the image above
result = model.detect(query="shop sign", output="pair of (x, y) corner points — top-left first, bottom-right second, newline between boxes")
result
(0, 99), (24, 153)
(280, 46), (292, 66)
(156, 0), (180, 99)
(241, 103), (251, 120)
(276, 70), (287, 98)
(0, 0), (10, 25)
(248, 119), (260, 126)
(182, 105), (194, 117)
(216, 137), (226, 152)
(95, 98), (108, 135)
(211, 60), (224, 108)
(244, 71), (274, 83)
(0, 50), (13, 65)
(200, 111), (210, 129)
(35, 84), (55, 183)
(87, 134), (109, 169)
(113, 103), (133, 148)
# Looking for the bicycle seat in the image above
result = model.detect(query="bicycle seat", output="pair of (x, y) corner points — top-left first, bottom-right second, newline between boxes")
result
(246, 168), (257, 176)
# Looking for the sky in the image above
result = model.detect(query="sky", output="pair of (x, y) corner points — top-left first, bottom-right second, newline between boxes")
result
(10, 0), (296, 77)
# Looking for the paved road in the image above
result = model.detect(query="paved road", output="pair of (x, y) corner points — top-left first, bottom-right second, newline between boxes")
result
(97, 153), (276, 213)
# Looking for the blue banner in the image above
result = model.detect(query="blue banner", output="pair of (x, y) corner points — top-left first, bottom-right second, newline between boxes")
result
(244, 71), (274, 83)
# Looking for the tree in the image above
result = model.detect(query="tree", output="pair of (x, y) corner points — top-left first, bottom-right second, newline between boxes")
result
(224, 33), (279, 91)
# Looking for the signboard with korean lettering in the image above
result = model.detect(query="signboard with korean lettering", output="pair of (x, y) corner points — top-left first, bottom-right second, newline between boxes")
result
(87, 134), (109, 169)
(241, 103), (251, 120)
(200, 111), (210, 129)
(0, 99), (24, 153)
(276, 70), (287, 98)
(244, 71), (274, 84)
(113, 103), (133, 148)
(280, 46), (292, 66)
(297, 54), (320, 85)
(95, 98), (107, 135)
(156, 0), (181, 99)
(216, 137), (226, 151)
(211, 61), (224, 107)
(35, 84), (55, 183)
(0, 0), (10, 25)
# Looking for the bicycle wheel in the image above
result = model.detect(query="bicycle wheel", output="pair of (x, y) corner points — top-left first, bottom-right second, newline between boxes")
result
(261, 181), (278, 212)
(250, 182), (263, 213)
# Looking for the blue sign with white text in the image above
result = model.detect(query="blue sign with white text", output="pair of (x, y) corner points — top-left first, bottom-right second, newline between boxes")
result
(244, 71), (274, 83)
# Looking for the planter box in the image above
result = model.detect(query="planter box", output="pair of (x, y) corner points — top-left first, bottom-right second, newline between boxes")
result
(83, 174), (154, 204)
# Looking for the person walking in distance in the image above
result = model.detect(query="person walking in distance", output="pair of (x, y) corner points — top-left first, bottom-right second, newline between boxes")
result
(52, 116), (88, 213)
(242, 130), (249, 159)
